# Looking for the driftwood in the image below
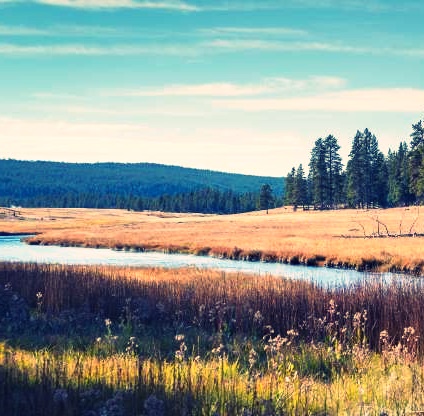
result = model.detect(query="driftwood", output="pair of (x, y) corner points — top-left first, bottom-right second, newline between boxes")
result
(343, 207), (422, 238)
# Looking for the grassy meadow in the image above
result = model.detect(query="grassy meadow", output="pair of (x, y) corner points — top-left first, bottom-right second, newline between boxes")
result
(1, 262), (424, 415)
(1, 206), (424, 414)
(1, 206), (424, 274)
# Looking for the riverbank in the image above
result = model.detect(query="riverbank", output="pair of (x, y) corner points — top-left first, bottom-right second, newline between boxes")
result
(0, 206), (423, 275)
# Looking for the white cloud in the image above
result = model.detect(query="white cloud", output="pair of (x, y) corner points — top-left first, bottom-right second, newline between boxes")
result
(103, 77), (347, 98)
(200, 27), (307, 37)
(0, 25), (49, 36)
(28, 102), (207, 117)
(3, 0), (422, 12)
(33, 92), (89, 100)
(0, 116), (300, 175)
(205, 39), (369, 54)
(0, 43), (198, 56)
(0, 38), (423, 58)
(196, 0), (423, 12)
(34, 0), (199, 10)
(214, 88), (424, 113)
(106, 83), (270, 97)
(0, 116), (152, 138)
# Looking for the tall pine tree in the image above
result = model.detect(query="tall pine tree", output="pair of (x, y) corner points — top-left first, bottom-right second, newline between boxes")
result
(346, 129), (387, 208)
(409, 120), (424, 200)
(308, 135), (343, 209)
(324, 135), (343, 208)
(309, 138), (327, 209)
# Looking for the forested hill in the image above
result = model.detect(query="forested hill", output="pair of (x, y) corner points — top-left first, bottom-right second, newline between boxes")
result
(0, 159), (283, 213)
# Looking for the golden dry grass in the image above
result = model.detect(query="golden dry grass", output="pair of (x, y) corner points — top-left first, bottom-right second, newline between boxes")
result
(1, 206), (423, 274)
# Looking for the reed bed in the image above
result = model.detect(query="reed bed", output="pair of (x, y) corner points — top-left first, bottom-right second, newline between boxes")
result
(2, 262), (424, 414)
(1, 262), (424, 350)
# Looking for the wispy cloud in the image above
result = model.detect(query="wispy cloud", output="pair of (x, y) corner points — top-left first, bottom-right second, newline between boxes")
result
(0, 43), (198, 56)
(28, 101), (207, 117)
(205, 39), (424, 58)
(1, 40), (423, 58)
(284, 0), (423, 12)
(33, 0), (199, 11)
(199, 27), (308, 37)
(103, 76), (347, 98)
(214, 88), (424, 113)
(0, 24), (178, 39)
(105, 83), (270, 97)
(0, 116), (153, 140)
(0, 25), (49, 36)
(3, 0), (423, 12)
(196, 0), (424, 13)
(205, 39), (369, 54)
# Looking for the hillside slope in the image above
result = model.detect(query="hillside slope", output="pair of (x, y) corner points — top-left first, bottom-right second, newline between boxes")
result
(0, 159), (284, 211)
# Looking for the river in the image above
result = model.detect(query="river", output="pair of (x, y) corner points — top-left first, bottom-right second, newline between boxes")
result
(0, 235), (408, 288)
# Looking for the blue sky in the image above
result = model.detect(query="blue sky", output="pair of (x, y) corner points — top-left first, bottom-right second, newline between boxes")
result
(0, 0), (423, 176)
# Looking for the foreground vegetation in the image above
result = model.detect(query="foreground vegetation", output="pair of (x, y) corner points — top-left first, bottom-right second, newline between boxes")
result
(2, 262), (424, 414)
(1, 206), (423, 275)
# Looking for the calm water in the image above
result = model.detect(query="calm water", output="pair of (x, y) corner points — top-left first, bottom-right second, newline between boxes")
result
(0, 235), (407, 288)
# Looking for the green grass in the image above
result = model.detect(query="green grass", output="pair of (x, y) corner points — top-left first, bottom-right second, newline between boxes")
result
(1, 262), (424, 415)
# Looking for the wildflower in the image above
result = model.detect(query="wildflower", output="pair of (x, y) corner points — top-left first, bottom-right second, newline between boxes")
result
(286, 329), (298, 337)
(379, 330), (389, 341)
(353, 312), (362, 326)
(175, 334), (185, 342)
(248, 348), (258, 368)
(253, 310), (264, 326)
(328, 298), (337, 315)
(403, 326), (416, 337)
(211, 343), (225, 357)
(105, 318), (112, 327)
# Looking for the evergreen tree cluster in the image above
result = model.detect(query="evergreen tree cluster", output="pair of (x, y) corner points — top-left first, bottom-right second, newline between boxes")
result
(285, 120), (424, 209)
(0, 187), (260, 215)
(0, 160), (282, 214)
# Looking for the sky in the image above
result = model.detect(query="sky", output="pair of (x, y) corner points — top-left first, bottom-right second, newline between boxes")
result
(0, 0), (423, 177)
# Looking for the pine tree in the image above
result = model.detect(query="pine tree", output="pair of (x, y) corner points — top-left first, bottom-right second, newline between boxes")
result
(324, 135), (343, 208)
(409, 120), (424, 200)
(308, 135), (343, 209)
(293, 164), (308, 209)
(346, 129), (387, 208)
(347, 131), (365, 207)
(259, 184), (274, 214)
(309, 138), (327, 209)
(387, 142), (413, 206)
(284, 167), (296, 205)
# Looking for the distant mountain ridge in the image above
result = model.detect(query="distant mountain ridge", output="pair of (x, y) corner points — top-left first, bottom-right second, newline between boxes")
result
(0, 159), (284, 211)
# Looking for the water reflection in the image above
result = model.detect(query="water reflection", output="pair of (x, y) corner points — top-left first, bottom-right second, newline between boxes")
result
(0, 235), (408, 288)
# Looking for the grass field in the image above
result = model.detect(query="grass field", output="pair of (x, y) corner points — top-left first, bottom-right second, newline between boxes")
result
(1, 262), (424, 415)
(1, 206), (424, 414)
(1, 206), (423, 275)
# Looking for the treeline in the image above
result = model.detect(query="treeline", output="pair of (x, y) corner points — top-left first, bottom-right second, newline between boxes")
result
(0, 159), (283, 214)
(285, 120), (424, 209)
(0, 188), (265, 215)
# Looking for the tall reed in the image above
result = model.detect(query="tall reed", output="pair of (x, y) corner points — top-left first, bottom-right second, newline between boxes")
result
(1, 262), (423, 351)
